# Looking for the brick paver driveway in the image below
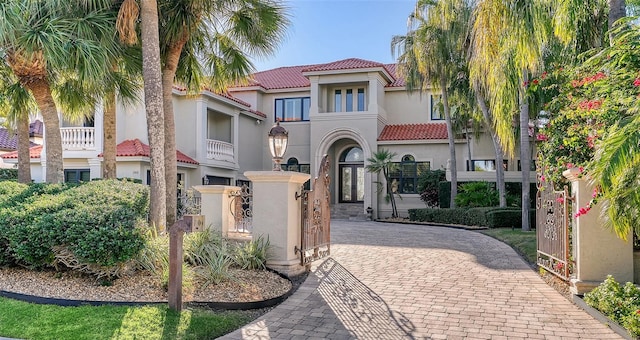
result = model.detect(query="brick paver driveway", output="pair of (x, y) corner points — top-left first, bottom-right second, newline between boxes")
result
(220, 220), (621, 339)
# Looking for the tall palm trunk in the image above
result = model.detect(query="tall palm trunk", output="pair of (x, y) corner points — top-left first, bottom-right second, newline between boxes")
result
(140, 0), (167, 231)
(16, 114), (31, 183)
(476, 91), (506, 207)
(102, 93), (117, 179)
(608, 0), (627, 43)
(27, 79), (64, 184)
(162, 43), (185, 226)
(441, 77), (457, 208)
(520, 71), (531, 231)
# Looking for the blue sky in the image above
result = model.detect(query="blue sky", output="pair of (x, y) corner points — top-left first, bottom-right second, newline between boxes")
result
(252, 0), (416, 71)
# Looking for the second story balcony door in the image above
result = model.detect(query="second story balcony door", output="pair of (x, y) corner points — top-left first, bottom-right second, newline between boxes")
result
(339, 146), (364, 203)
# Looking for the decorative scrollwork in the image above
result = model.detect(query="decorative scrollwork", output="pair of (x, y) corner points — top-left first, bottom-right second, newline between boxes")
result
(229, 184), (252, 233)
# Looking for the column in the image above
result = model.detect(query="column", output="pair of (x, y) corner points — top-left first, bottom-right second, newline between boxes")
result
(193, 185), (239, 236)
(88, 158), (102, 180)
(564, 168), (634, 295)
(245, 171), (311, 277)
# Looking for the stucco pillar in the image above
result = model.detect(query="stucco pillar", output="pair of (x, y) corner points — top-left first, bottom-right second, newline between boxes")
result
(245, 171), (311, 277)
(88, 158), (102, 180)
(193, 185), (238, 236)
(563, 169), (633, 295)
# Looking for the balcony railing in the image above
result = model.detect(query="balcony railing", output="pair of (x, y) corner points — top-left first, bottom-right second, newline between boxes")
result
(61, 127), (96, 150)
(206, 139), (234, 162)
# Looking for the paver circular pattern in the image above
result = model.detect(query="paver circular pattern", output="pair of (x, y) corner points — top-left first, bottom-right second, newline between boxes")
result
(219, 220), (623, 339)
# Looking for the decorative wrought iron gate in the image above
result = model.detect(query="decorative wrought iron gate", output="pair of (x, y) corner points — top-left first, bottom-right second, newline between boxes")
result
(296, 155), (331, 266)
(536, 172), (571, 280)
(229, 184), (252, 233)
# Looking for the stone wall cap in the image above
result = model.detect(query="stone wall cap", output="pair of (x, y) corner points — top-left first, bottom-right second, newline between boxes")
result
(562, 168), (583, 182)
(192, 185), (240, 194)
(244, 171), (311, 183)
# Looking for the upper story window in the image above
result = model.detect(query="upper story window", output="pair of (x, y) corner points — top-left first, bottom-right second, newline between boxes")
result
(275, 97), (310, 122)
(332, 87), (366, 113)
(388, 155), (430, 194)
(468, 159), (508, 171)
(431, 94), (443, 121)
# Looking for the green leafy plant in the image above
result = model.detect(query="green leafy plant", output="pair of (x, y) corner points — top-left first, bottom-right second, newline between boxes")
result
(232, 235), (270, 270)
(194, 242), (234, 286)
(454, 182), (499, 208)
(584, 275), (640, 337)
(183, 229), (223, 266)
(417, 169), (446, 207)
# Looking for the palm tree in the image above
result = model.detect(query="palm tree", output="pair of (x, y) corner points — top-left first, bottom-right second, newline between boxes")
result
(0, 74), (36, 183)
(366, 149), (400, 218)
(468, 0), (557, 229)
(117, 0), (290, 225)
(137, 0), (167, 230)
(1, 1), (118, 183)
(101, 46), (142, 180)
(392, 0), (472, 209)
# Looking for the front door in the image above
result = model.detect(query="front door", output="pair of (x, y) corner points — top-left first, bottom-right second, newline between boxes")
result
(339, 164), (365, 202)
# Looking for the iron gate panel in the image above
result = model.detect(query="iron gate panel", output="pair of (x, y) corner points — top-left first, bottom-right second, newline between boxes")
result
(296, 155), (331, 266)
(536, 172), (571, 281)
(229, 184), (252, 233)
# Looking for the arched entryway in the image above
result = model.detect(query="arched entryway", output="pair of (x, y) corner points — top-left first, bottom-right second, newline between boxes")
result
(338, 146), (365, 203)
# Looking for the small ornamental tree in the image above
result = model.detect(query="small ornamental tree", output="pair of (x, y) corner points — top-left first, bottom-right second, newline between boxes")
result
(366, 149), (400, 218)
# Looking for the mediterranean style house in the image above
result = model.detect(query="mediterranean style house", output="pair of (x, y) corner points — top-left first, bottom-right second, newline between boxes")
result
(1, 58), (535, 218)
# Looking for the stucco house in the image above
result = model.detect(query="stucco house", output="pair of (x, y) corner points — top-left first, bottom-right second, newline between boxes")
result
(1, 58), (535, 218)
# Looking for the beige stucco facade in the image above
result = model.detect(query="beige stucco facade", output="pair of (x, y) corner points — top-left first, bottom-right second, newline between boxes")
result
(3, 58), (536, 219)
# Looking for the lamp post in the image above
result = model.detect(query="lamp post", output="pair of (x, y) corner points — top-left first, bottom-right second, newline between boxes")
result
(268, 121), (288, 171)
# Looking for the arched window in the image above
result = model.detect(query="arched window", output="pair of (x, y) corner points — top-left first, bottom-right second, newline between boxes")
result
(389, 154), (431, 194)
(340, 147), (363, 163)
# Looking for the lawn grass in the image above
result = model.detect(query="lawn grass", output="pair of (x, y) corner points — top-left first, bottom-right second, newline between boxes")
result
(0, 297), (251, 340)
(480, 228), (537, 265)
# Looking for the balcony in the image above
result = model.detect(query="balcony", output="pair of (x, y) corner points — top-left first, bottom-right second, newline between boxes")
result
(61, 127), (96, 150)
(206, 139), (234, 162)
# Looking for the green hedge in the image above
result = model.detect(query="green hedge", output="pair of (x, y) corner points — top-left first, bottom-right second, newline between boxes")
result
(0, 180), (148, 269)
(0, 168), (18, 181)
(409, 207), (536, 228)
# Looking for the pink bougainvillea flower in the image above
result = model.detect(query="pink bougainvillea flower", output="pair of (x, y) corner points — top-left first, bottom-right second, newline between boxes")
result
(556, 197), (564, 203)
(634, 78), (640, 87)
(566, 163), (574, 169)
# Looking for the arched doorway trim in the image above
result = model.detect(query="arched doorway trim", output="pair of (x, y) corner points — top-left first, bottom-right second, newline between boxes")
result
(314, 127), (373, 213)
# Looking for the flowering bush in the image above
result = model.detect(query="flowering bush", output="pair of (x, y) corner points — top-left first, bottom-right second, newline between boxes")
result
(535, 50), (640, 187)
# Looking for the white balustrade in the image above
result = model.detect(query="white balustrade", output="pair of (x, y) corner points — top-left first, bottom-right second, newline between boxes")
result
(60, 127), (96, 150)
(206, 139), (235, 162)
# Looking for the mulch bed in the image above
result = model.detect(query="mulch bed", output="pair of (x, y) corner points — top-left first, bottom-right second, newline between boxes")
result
(0, 266), (292, 304)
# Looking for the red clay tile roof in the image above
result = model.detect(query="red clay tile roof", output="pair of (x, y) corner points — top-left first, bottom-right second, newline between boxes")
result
(249, 65), (315, 90)
(172, 85), (252, 108)
(378, 123), (448, 141)
(1, 145), (42, 159)
(101, 139), (199, 165)
(385, 64), (406, 87)
(0, 128), (38, 151)
(29, 120), (44, 137)
(244, 58), (405, 90)
(302, 58), (387, 73)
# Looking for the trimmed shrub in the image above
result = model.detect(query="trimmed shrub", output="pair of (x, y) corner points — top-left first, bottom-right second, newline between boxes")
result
(439, 181), (451, 208)
(0, 180), (148, 271)
(0, 168), (18, 181)
(409, 207), (536, 228)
